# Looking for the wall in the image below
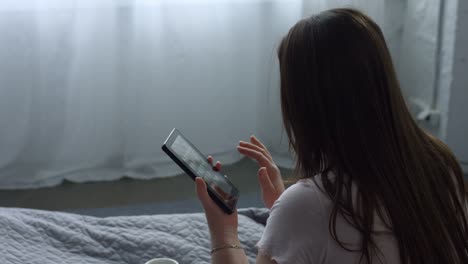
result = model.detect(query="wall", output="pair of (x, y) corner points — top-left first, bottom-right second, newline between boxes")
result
(397, 0), (440, 107)
(441, 0), (468, 171)
(381, 0), (468, 171)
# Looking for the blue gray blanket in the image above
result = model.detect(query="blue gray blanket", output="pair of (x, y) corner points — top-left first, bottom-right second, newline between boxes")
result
(0, 207), (268, 264)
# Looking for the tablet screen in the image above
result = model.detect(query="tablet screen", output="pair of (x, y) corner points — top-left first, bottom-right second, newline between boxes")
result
(171, 135), (236, 205)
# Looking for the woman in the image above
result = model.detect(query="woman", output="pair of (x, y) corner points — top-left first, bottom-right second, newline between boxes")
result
(195, 8), (468, 264)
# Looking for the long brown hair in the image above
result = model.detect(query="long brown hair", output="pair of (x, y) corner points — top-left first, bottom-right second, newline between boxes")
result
(278, 8), (468, 264)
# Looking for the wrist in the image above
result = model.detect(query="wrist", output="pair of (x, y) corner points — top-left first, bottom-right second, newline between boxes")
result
(210, 228), (240, 247)
(211, 244), (244, 255)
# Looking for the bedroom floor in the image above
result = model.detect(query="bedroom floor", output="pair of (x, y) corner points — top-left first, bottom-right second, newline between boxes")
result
(1, 160), (466, 216)
(0, 158), (293, 215)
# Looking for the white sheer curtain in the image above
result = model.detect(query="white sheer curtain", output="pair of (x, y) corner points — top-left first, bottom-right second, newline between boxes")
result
(0, 0), (409, 189)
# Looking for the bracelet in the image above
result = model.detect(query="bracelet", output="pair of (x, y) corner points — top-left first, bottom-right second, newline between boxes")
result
(210, 244), (244, 255)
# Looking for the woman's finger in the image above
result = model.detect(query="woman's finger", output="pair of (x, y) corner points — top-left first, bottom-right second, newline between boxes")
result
(250, 135), (272, 156)
(258, 167), (276, 193)
(195, 177), (214, 211)
(214, 161), (222, 171)
(239, 141), (273, 162)
(207, 156), (222, 171)
(237, 146), (271, 167)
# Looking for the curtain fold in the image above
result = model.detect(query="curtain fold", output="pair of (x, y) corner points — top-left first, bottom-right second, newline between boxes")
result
(0, 0), (434, 189)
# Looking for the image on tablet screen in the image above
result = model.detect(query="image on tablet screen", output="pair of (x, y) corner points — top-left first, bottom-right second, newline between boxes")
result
(172, 135), (234, 203)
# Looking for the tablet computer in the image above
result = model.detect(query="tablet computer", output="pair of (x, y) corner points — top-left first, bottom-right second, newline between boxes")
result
(162, 128), (239, 214)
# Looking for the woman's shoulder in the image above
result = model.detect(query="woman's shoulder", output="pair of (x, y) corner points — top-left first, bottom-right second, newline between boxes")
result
(275, 176), (328, 208)
(258, 176), (330, 263)
(269, 176), (329, 223)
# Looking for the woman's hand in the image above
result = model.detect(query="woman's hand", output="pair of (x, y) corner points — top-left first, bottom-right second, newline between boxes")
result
(237, 136), (284, 209)
(196, 157), (249, 264)
(195, 171), (239, 247)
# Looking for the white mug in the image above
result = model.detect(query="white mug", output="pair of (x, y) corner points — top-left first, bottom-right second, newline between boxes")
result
(144, 258), (179, 264)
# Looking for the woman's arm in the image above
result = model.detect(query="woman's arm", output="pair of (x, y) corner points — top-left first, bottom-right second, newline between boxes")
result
(195, 177), (277, 264)
(210, 245), (276, 264)
(257, 254), (277, 264)
(197, 137), (283, 264)
(211, 246), (248, 264)
(211, 250), (276, 264)
(195, 177), (247, 263)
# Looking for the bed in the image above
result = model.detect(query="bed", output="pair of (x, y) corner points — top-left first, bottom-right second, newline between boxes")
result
(0, 207), (268, 264)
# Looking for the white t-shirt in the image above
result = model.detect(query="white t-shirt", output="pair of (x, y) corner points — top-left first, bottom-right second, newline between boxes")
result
(256, 177), (400, 264)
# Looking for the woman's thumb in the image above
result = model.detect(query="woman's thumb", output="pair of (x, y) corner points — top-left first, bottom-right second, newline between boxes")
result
(258, 167), (275, 193)
(195, 177), (212, 210)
